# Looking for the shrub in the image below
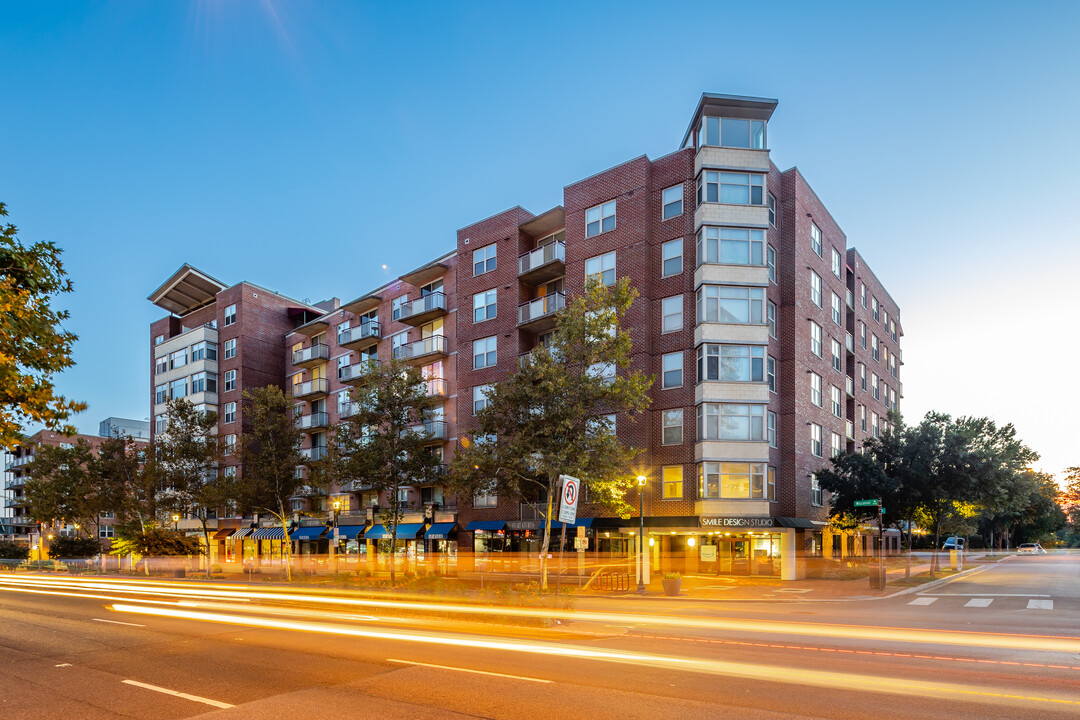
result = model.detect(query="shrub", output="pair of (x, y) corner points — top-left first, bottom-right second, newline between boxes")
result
(0, 541), (30, 560)
(663, 572), (682, 580)
(49, 536), (101, 559)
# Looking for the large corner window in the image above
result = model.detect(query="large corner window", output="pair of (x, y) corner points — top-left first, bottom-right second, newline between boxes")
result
(697, 344), (765, 383)
(697, 172), (765, 206)
(698, 462), (773, 500)
(697, 227), (765, 266)
(697, 285), (765, 325)
(697, 403), (766, 442)
(697, 117), (766, 150)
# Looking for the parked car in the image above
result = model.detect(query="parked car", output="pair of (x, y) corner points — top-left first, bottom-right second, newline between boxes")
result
(1017, 543), (1046, 555)
(942, 537), (965, 551)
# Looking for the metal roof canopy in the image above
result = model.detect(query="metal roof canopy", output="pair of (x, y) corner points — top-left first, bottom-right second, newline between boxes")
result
(399, 262), (448, 288)
(519, 206), (565, 239)
(680, 93), (779, 149)
(148, 264), (228, 316)
(341, 294), (382, 316)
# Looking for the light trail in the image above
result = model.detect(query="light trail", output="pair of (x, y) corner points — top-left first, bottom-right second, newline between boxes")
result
(110, 602), (1080, 710)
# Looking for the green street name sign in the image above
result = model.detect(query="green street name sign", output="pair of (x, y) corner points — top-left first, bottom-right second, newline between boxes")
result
(854, 499), (880, 507)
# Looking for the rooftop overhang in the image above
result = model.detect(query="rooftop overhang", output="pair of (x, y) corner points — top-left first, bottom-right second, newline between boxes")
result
(289, 309), (331, 337)
(148, 264), (228, 316)
(681, 93), (779, 148)
(341, 294), (382, 316)
(399, 262), (448, 288)
(519, 206), (565, 239)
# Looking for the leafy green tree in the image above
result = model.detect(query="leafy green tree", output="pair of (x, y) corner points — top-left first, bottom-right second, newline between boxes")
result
(448, 278), (651, 589)
(234, 386), (310, 582)
(1058, 467), (1080, 547)
(93, 433), (157, 533)
(1013, 471), (1066, 544)
(0, 203), (85, 448)
(0, 541), (30, 560)
(24, 439), (113, 539)
(109, 527), (202, 557)
(327, 358), (443, 586)
(48, 536), (100, 559)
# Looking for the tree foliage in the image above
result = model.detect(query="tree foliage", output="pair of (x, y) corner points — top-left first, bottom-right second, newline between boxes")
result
(48, 536), (101, 559)
(0, 203), (86, 448)
(0, 541), (30, 560)
(24, 439), (112, 538)
(95, 433), (158, 533)
(109, 527), (203, 557)
(448, 278), (652, 588)
(154, 399), (222, 557)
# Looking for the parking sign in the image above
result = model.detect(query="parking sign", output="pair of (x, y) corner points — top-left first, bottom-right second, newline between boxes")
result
(558, 475), (580, 524)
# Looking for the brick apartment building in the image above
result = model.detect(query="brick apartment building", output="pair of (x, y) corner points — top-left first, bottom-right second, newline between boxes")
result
(154, 93), (904, 580)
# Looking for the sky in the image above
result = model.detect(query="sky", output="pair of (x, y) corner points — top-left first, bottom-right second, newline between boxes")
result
(2, 1), (1078, 476)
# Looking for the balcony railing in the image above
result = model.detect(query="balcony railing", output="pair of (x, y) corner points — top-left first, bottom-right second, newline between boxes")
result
(293, 343), (329, 367)
(845, 333), (854, 353)
(424, 377), (448, 398)
(846, 421), (855, 440)
(392, 335), (448, 363)
(291, 378), (329, 399)
(5, 455), (32, 471)
(517, 292), (564, 331)
(410, 420), (448, 441)
(296, 412), (328, 431)
(518, 241), (565, 282)
(338, 403), (358, 419)
(338, 321), (380, 349)
(300, 446), (327, 462)
(396, 292), (447, 326)
(338, 363), (368, 384)
(846, 376), (854, 397)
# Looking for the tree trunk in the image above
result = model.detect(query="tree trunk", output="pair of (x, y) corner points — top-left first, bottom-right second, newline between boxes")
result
(904, 515), (912, 581)
(539, 482), (555, 591)
(200, 516), (211, 574)
(389, 491), (399, 587)
(277, 503), (292, 583)
(930, 519), (941, 577)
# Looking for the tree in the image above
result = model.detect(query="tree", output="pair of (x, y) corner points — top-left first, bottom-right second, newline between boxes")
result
(1061, 467), (1080, 547)
(448, 278), (652, 589)
(93, 433), (157, 533)
(155, 399), (221, 563)
(24, 439), (112, 540)
(234, 386), (309, 582)
(0, 203), (86, 449)
(109, 527), (202, 558)
(327, 358), (443, 586)
(48, 536), (100, 559)
(1013, 472), (1066, 544)
(0, 541), (30, 560)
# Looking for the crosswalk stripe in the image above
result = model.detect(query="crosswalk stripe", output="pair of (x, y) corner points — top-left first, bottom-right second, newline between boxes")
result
(964, 598), (993, 607)
(908, 597), (937, 606)
(1026, 599), (1053, 610)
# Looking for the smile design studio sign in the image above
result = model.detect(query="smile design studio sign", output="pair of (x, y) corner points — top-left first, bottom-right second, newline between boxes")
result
(700, 517), (777, 529)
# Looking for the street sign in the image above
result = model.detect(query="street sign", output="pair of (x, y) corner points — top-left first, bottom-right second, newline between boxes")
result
(854, 499), (880, 507)
(558, 475), (580, 523)
(881, 508), (886, 514)
(574, 537), (589, 551)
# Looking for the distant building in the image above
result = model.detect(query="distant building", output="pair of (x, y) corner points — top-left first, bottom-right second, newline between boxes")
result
(98, 417), (150, 440)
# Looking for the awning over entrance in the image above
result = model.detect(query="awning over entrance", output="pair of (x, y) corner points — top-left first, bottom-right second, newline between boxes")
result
(775, 517), (817, 528)
(231, 528), (254, 540)
(290, 526), (327, 540)
(334, 525), (367, 539)
(465, 520), (506, 531)
(364, 523), (424, 540)
(251, 527), (285, 540)
(424, 522), (457, 540)
(549, 518), (594, 530)
(212, 528), (235, 540)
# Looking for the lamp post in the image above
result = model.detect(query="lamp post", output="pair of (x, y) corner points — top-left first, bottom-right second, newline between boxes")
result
(172, 514), (179, 531)
(330, 500), (341, 572)
(637, 475), (647, 593)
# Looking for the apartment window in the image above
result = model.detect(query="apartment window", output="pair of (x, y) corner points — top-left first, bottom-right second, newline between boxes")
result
(812, 474), (823, 506)
(472, 244), (497, 276)
(831, 339), (842, 372)
(860, 364), (866, 391)
(697, 344), (765, 383)
(223, 402), (236, 424)
(661, 295), (683, 333)
(697, 403), (766, 441)
(191, 341), (217, 361)
(831, 386), (842, 417)
(871, 334), (880, 361)
(810, 373), (822, 407)
(697, 286), (765, 324)
(698, 461), (769, 499)
(392, 296), (407, 322)
(810, 271), (822, 307)
(473, 289), (497, 323)
(860, 405), (867, 432)
(170, 348), (188, 370)
(872, 296), (880, 322)
(810, 321), (822, 357)
(768, 193), (777, 227)
(662, 466), (683, 499)
(871, 373), (880, 400)
(831, 293), (842, 325)
(473, 385), (493, 415)
(224, 339), (236, 359)
(697, 116), (765, 149)
(696, 227), (765, 266)
(191, 372), (217, 395)
(662, 185), (683, 220)
(585, 200), (617, 237)
(99, 525), (114, 539)
(154, 334), (165, 345)
(661, 239), (682, 277)
(224, 304), (236, 326)
(767, 246), (777, 283)
(662, 409), (683, 445)
(155, 384), (167, 405)
(768, 301), (777, 339)
(223, 466), (236, 479)
(390, 331), (408, 355)
(224, 434), (236, 456)
(662, 352), (683, 389)
(469, 336), (495, 370)
(767, 356), (777, 393)
(585, 251), (616, 286)
(223, 369), (236, 392)
(154, 415), (167, 433)
(169, 378), (187, 400)
(810, 424), (822, 457)
(473, 489), (497, 508)
(588, 362), (616, 382)
(859, 322), (866, 349)
(872, 412), (880, 438)
(703, 172), (765, 205)
(810, 223), (822, 257)
(831, 248), (842, 278)
(860, 283), (867, 307)
(154, 356), (168, 375)
(768, 411), (777, 448)
(336, 389), (352, 417)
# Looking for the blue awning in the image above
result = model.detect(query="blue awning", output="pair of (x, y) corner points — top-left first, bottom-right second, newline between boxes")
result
(251, 527), (285, 540)
(332, 525), (367, 539)
(465, 520), (506, 531)
(424, 522), (457, 540)
(290, 526), (326, 540)
(364, 523), (424, 540)
(548, 518), (595, 530)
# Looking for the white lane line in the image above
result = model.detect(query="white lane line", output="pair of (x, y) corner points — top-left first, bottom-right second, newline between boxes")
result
(121, 680), (233, 708)
(908, 597), (937, 606)
(93, 618), (145, 627)
(964, 598), (993, 608)
(1027, 599), (1054, 610)
(386, 658), (552, 684)
(55, 663), (72, 667)
(919, 593), (1051, 597)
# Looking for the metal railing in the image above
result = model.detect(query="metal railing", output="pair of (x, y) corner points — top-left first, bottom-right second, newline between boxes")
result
(424, 377), (448, 397)
(292, 378), (329, 397)
(397, 292), (447, 322)
(392, 335), (448, 362)
(293, 343), (329, 366)
(296, 412), (328, 430)
(517, 292), (565, 325)
(518, 241), (565, 276)
(300, 446), (327, 462)
(338, 321), (380, 346)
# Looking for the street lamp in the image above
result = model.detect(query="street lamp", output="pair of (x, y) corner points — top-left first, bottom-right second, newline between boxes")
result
(330, 500), (342, 571)
(172, 514), (179, 531)
(636, 475), (647, 593)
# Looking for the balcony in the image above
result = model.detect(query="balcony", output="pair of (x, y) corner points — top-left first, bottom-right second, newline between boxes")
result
(291, 378), (329, 400)
(846, 376), (854, 397)
(4, 455), (32, 471)
(293, 343), (329, 369)
(845, 333), (854, 354)
(300, 446), (327, 462)
(5, 478), (26, 490)
(392, 335), (448, 364)
(338, 403), (358, 419)
(396, 292), (447, 326)
(338, 321), (380, 351)
(412, 420), (448, 441)
(517, 292), (565, 333)
(338, 363), (368, 385)
(296, 412), (328, 432)
(518, 241), (566, 284)
(424, 377), (449, 399)
(846, 421), (855, 440)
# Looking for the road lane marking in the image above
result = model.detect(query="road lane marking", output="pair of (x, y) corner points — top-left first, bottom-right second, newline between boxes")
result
(386, 658), (552, 683)
(55, 663), (72, 667)
(121, 680), (233, 708)
(93, 618), (145, 627)
(1027, 600), (1053, 610)
(964, 598), (993, 608)
(919, 593), (1051, 597)
(908, 597), (937, 606)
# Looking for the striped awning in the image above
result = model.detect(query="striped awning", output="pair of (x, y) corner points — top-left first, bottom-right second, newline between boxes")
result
(251, 527), (285, 540)
(231, 528), (254, 540)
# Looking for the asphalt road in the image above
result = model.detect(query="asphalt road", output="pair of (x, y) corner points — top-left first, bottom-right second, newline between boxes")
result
(0, 554), (1077, 719)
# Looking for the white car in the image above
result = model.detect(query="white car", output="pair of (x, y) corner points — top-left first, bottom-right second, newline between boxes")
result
(1017, 543), (1046, 555)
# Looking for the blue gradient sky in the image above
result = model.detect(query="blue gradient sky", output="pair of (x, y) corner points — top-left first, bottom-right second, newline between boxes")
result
(2, 1), (1077, 475)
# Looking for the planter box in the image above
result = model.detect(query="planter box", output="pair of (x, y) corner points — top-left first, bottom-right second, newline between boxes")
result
(662, 577), (682, 596)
